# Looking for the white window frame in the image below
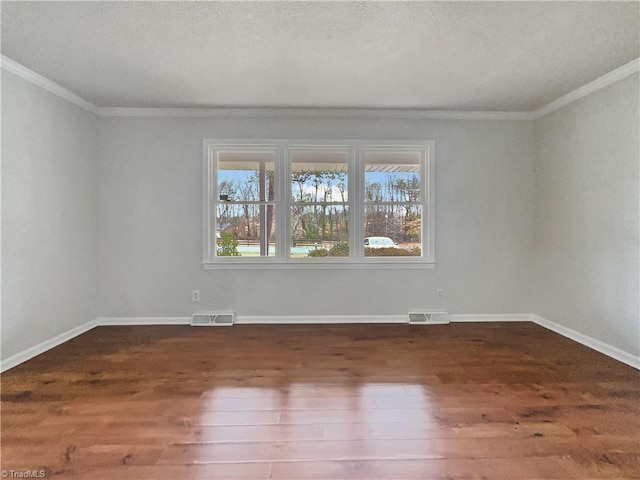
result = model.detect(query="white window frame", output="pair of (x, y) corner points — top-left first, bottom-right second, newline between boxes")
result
(203, 139), (435, 269)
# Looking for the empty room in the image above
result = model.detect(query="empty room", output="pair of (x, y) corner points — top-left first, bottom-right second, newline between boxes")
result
(1, 1), (639, 479)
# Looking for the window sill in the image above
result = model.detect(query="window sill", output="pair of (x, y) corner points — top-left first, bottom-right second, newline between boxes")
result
(202, 261), (436, 270)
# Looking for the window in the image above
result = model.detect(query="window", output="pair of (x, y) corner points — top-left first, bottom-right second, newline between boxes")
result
(363, 148), (424, 258)
(289, 147), (351, 258)
(203, 140), (434, 268)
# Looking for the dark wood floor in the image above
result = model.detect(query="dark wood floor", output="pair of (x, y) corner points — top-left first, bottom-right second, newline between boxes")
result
(1, 322), (638, 479)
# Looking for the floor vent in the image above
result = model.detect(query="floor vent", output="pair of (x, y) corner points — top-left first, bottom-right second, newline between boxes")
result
(408, 312), (450, 325)
(191, 312), (235, 327)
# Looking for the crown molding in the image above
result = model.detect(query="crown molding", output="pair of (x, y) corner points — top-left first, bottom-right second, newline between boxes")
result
(531, 57), (640, 120)
(1, 54), (99, 114)
(3, 54), (636, 121)
(97, 107), (532, 120)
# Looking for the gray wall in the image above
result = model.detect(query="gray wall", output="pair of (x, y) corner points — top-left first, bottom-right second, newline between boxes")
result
(4, 65), (638, 364)
(98, 116), (534, 317)
(1, 70), (99, 359)
(533, 73), (640, 356)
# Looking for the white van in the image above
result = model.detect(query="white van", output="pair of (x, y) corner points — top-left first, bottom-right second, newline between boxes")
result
(364, 236), (397, 248)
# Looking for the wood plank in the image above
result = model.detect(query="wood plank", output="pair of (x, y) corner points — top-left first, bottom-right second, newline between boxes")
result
(322, 421), (577, 440)
(280, 406), (515, 424)
(187, 424), (324, 443)
(0, 464), (273, 480)
(157, 437), (597, 464)
(0, 443), (165, 467)
(2, 323), (638, 479)
(269, 457), (605, 480)
(198, 395), (377, 410)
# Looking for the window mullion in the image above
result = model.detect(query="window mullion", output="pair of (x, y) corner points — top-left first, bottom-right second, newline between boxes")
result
(277, 144), (290, 260)
(351, 146), (363, 260)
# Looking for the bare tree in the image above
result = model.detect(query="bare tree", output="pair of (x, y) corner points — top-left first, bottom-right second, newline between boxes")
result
(236, 172), (258, 241)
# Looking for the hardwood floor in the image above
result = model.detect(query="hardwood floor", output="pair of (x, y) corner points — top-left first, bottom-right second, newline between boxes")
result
(1, 323), (638, 479)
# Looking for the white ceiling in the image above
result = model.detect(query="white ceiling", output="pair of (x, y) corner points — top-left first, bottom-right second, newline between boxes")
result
(1, 1), (638, 111)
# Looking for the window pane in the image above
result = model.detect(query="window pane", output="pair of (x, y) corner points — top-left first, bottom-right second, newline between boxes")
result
(217, 151), (275, 202)
(291, 206), (349, 258)
(291, 150), (349, 203)
(364, 205), (421, 257)
(216, 203), (276, 257)
(364, 151), (421, 202)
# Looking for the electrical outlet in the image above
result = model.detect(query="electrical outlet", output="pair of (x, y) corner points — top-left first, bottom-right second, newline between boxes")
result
(437, 289), (444, 300)
(192, 290), (200, 302)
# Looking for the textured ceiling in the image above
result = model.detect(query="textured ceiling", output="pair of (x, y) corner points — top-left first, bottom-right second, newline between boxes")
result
(1, 1), (638, 111)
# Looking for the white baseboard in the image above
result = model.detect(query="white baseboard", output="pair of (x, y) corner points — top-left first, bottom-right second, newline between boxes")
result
(450, 313), (530, 323)
(235, 315), (407, 324)
(530, 314), (640, 370)
(1, 319), (98, 373)
(97, 316), (191, 326)
(96, 314), (528, 325)
(4, 314), (638, 372)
